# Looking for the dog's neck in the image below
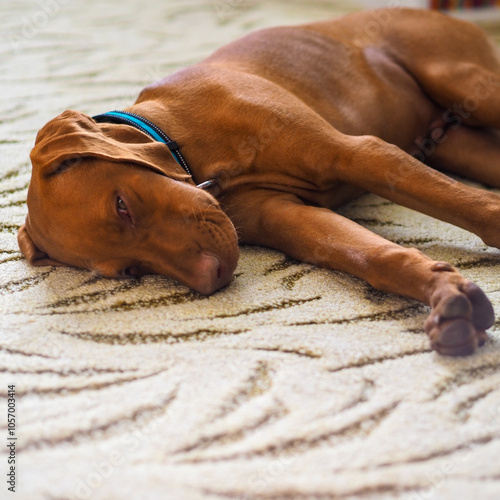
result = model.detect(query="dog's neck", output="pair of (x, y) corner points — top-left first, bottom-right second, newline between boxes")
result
(123, 101), (222, 194)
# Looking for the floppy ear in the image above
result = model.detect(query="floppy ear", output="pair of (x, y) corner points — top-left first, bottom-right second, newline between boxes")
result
(30, 109), (191, 181)
(17, 224), (64, 267)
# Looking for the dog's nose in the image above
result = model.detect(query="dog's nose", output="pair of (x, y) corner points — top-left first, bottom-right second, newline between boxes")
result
(191, 252), (233, 295)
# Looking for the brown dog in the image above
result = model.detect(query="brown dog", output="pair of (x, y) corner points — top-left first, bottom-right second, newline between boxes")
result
(18, 8), (500, 356)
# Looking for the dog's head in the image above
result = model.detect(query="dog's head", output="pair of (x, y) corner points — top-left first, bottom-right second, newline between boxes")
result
(18, 110), (239, 294)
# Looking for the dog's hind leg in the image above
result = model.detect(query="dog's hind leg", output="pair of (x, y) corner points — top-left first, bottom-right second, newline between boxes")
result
(427, 127), (500, 188)
(227, 188), (494, 356)
(381, 10), (500, 129)
(420, 63), (500, 130)
(417, 63), (500, 130)
(407, 24), (500, 188)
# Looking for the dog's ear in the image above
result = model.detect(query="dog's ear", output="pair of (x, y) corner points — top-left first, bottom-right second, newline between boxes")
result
(17, 224), (63, 267)
(30, 109), (190, 181)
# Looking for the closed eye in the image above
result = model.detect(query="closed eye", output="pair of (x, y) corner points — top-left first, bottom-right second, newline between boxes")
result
(120, 266), (135, 278)
(120, 265), (146, 278)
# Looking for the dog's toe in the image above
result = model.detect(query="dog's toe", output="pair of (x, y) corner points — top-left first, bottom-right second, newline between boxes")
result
(477, 330), (488, 347)
(464, 282), (495, 331)
(438, 318), (472, 346)
(429, 318), (477, 357)
(440, 294), (472, 320)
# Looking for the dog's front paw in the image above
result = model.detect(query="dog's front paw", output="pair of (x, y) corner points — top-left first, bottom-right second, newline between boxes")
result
(425, 282), (494, 356)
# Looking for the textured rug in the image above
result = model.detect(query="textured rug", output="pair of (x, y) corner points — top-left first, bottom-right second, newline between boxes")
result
(3, 1), (500, 499)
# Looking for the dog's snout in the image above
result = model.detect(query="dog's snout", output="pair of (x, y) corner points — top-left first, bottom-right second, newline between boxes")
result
(191, 252), (233, 295)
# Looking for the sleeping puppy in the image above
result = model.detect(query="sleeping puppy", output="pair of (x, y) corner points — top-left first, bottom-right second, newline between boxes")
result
(18, 9), (500, 355)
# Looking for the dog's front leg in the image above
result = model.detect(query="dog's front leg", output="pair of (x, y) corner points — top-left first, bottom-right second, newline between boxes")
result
(226, 189), (494, 356)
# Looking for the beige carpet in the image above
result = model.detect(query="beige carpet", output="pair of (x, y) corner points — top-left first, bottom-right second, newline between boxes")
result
(3, 1), (500, 499)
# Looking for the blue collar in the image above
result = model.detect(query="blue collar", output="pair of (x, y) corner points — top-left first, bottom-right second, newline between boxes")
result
(93, 110), (193, 177)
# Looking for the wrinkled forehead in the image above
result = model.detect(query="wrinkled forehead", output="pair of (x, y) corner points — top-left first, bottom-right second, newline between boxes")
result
(30, 158), (109, 221)
(27, 159), (130, 263)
